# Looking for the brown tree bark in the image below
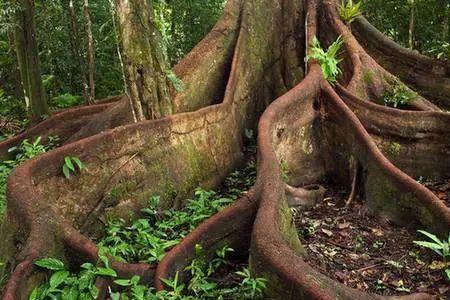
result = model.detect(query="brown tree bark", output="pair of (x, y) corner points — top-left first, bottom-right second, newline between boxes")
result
(408, 0), (416, 49)
(13, 0), (49, 122)
(6, 31), (24, 100)
(113, 0), (174, 121)
(83, 0), (95, 104)
(65, 0), (90, 105)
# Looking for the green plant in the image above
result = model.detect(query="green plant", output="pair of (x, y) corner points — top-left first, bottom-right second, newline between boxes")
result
(279, 160), (290, 182)
(414, 230), (450, 281)
(389, 142), (402, 155)
(381, 82), (417, 108)
(235, 268), (268, 299)
(166, 70), (184, 92)
(338, 0), (362, 24)
(29, 248), (118, 300)
(100, 191), (234, 264)
(307, 36), (344, 84)
(51, 93), (82, 108)
(62, 156), (85, 179)
(0, 136), (58, 214)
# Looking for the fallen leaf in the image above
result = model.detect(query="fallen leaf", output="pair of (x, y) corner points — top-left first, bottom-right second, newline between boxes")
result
(428, 260), (450, 270)
(322, 228), (333, 237)
(349, 253), (360, 260)
(439, 286), (449, 294)
(371, 228), (384, 236)
(337, 222), (350, 230)
(308, 244), (320, 254)
(437, 192), (447, 199)
(360, 254), (371, 260)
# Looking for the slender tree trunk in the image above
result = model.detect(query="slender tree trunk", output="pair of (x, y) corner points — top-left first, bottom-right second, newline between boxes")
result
(66, 0), (90, 104)
(408, 0), (416, 49)
(443, 2), (449, 41)
(83, 0), (95, 104)
(13, 0), (49, 122)
(6, 31), (24, 100)
(114, 0), (174, 121)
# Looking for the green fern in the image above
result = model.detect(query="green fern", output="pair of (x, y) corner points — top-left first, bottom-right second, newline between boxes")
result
(307, 36), (344, 84)
(338, 0), (362, 24)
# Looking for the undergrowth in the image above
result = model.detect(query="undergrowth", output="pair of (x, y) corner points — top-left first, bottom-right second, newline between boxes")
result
(0, 136), (58, 214)
(31, 244), (266, 300)
(381, 82), (417, 108)
(100, 190), (234, 264)
(100, 148), (256, 264)
(30, 142), (259, 299)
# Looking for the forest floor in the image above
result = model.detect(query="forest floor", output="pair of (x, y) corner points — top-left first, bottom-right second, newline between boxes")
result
(294, 185), (450, 299)
(424, 179), (450, 209)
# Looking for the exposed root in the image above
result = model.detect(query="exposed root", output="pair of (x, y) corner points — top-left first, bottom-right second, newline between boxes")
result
(285, 184), (326, 207)
(2, 256), (37, 300)
(345, 159), (358, 207)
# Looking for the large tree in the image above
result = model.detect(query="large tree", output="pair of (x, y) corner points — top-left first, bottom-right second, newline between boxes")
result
(114, 0), (174, 121)
(13, 0), (48, 122)
(1, 0), (450, 299)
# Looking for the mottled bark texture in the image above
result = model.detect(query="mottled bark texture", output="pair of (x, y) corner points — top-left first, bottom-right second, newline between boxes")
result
(13, 0), (49, 122)
(114, 0), (174, 121)
(1, 0), (450, 299)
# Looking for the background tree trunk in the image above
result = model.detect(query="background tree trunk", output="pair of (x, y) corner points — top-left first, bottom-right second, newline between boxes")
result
(83, 0), (95, 104)
(442, 1), (449, 41)
(6, 31), (24, 100)
(408, 0), (416, 49)
(13, 0), (49, 122)
(114, 0), (173, 121)
(66, 0), (90, 105)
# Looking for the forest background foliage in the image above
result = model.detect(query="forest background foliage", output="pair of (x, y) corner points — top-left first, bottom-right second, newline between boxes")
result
(0, 0), (448, 131)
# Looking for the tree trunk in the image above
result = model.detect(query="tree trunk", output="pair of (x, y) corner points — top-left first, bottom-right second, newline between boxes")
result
(114, 0), (174, 121)
(408, 0), (415, 49)
(13, 0), (49, 122)
(443, 2), (449, 41)
(6, 31), (24, 100)
(83, 0), (95, 104)
(66, 0), (90, 105)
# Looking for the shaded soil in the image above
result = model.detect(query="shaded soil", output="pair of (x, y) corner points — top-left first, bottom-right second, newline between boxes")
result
(423, 179), (450, 209)
(293, 186), (450, 299)
(209, 255), (249, 290)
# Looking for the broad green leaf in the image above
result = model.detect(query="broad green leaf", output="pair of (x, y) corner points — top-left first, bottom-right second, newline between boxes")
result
(49, 270), (69, 288)
(417, 230), (444, 247)
(64, 157), (75, 172)
(114, 278), (132, 286)
(62, 165), (70, 179)
(71, 157), (84, 171)
(95, 267), (117, 277)
(34, 258), (65, 271)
